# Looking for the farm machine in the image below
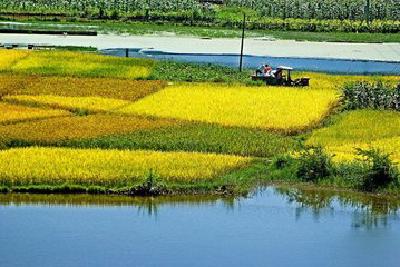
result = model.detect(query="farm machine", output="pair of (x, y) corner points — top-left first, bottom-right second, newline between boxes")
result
(252, 65), (310, 87)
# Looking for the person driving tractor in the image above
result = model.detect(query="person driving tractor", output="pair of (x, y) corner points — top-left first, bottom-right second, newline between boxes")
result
(263, 64), (273, 76)
(256, 64), (273, 77)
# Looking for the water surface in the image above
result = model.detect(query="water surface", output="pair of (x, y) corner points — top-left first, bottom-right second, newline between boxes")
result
(102, 48), (400, 75)
(1, 187), (399, 267)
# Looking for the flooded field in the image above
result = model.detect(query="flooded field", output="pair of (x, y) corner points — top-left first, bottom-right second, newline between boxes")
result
(1, 187), (399, 267)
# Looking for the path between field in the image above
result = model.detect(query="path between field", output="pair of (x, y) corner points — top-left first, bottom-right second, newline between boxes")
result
(1, 33), (400, 62)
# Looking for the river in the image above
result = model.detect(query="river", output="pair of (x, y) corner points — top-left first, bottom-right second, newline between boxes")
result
(1, 187), (399, 267)
(102, 48), (400, 74)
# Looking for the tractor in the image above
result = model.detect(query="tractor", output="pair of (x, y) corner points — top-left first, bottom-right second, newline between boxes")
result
(252, 65), (310, 87)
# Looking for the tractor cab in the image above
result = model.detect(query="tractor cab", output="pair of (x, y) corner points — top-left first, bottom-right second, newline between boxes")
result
(252, 65), (310, 87)
(273, 66), (293, 86)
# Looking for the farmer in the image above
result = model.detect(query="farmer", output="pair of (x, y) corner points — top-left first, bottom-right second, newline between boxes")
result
(263, 64), (273, 77)
(256, 65), (264, 76)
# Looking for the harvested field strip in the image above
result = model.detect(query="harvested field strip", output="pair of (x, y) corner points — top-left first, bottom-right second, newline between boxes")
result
(0, 115), (178, 143)
(4, 95), (131, 114)
(306, 110), (400, 162)
(121, 84), (339, 131)
(0, 74), (166, 101)
(0, 147), (253, 186)
(0, 102), (70, 125)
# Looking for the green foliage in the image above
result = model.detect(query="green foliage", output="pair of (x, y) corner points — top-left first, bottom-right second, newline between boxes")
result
(2, 0), (399, 23)
(144, 169), (157, 189)
(126, 169), (167, 196)
(150, 61), (252, 83)
(296, 147), (332, 182)
(4, 19), (400, 41)
(343, 82), (400, 111)
(273, 155), (294, 170)
(52, 123), (300, 158)
(356, 148), (399, 191)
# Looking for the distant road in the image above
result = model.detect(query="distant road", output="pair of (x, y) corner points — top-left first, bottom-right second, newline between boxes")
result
(1, 33), (400, 62)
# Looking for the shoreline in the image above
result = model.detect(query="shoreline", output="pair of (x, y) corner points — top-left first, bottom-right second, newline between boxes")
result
(1, 33), (400, 62)
(1, 180), (400, 199)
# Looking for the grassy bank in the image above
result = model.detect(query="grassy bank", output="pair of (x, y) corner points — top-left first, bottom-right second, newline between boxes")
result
(0, 49), (399, 196)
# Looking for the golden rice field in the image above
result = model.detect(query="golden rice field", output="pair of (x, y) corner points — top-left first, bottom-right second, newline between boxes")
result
(0, 48), (399, 192)
(0, 147), (252, 186)
(0, 74), (166, 101)
(0, 102), (70, 124)
(4, 95), (131, 113)
(0, 50), (29, 71)
(298, 72), (400, 90)
(306, 110), (400, 163)
(0, 115), (176, 142)
(121, 83), (339, 131)
(0, 50), (154, 79)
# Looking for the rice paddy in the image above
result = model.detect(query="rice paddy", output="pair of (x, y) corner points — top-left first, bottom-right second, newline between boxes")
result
(0, 118), (299, 157)
(122, 83), (339, 131)
(0, 48), (398, 193)
(0, 50), (29, 71)
(4, 95), (131, 113)
(0, 115), (177, 143)
(306, 110), (400, 162)
(0, 74), (166, 100)
(0, 50), (154, 79)
(0, 147), (252, 186)
(0, 102), (69, 124)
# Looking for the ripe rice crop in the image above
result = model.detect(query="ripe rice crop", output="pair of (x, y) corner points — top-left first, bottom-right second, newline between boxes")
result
(2, 50), (154, 79)
(0, 50), (29, 71)
(5, 120), (298, 157)
(0, 147), (252, 186)
(306, 110), (400, 162)
(0, 115), (177, 143)
(0, 102), (69, 124)
(0, 74), (166, 101)
(120, 83), (339, 131)
(4, 95), (131, 113)
(299, 72), (400, 91)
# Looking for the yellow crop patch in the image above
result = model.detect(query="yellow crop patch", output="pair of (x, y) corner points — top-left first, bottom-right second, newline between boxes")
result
(0, 102), (69, 124)
(299, 72), (400, 91)
(0, 115), (176, 142)
(0, 50), (29, 71)
(0, 148), (252, 185)
(307, 110), (400, 163)
(2, 50), (154, 79)
(0, 74), (166, 101)
(4, 95), (130, 113)
(120, 84), (338, 131)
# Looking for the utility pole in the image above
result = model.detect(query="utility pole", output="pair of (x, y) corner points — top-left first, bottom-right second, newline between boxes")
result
(239, 12), (246, 72)
(366, 0), (371, 26)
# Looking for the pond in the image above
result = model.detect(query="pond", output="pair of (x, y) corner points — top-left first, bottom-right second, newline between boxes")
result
(102, 48), (400, 75)
(1, 187), (399, 267)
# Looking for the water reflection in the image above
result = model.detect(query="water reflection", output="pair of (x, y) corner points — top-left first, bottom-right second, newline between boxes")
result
(1, 189), (400, 267)
(0, 193), (234, 213)
(274, 186), (400, 229)
(0, 187), (399, 229)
